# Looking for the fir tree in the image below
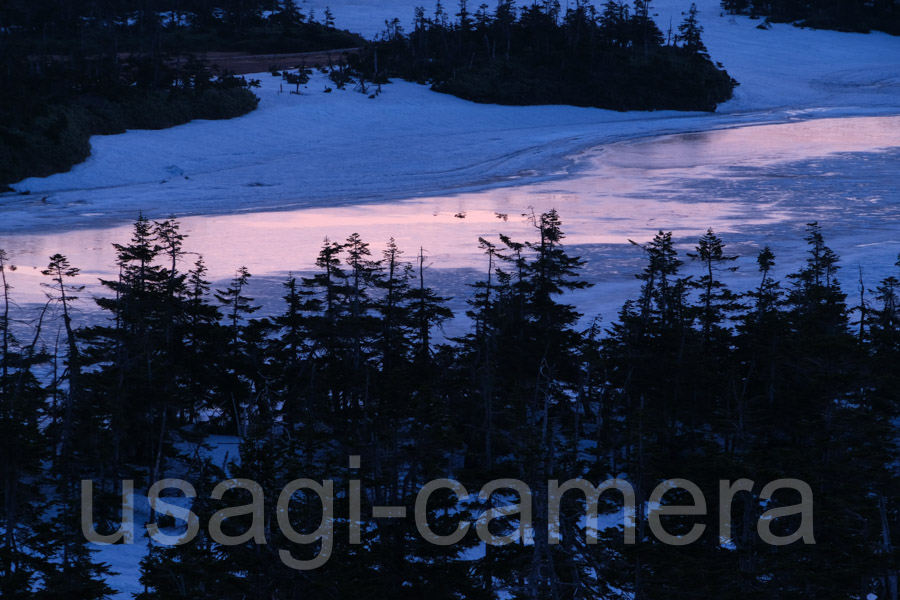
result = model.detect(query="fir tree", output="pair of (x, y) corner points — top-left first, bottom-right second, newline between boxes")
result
(215, 266), (261, 434)
(678, 3), (707, 56)
(41, 254), (85, 463)
(686, 228), (739, 343)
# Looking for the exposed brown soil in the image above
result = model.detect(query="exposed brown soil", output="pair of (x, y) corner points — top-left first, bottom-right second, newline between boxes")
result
(197, 48), (361, 75)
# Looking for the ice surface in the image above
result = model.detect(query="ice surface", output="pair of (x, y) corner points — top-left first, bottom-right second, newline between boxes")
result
(3, 116), (898, 337)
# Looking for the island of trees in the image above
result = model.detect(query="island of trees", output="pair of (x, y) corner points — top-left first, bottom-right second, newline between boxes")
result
(354, 0), (737, 112)
(1, 211), (898, 598)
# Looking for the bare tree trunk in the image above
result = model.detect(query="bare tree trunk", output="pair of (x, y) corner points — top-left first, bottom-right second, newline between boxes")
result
(879, 494), (898, 600)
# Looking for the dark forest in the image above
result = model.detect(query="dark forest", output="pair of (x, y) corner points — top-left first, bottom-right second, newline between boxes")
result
(2, 212), (898, 598)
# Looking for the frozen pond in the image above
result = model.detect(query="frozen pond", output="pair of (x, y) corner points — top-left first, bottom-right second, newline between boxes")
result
(2, 115), (899, 327)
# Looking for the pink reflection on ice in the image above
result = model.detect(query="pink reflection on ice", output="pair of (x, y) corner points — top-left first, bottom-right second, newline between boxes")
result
(1, 115), (898, 308)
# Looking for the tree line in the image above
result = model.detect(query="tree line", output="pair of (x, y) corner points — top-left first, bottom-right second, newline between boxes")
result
(1, 211), (898, 598)
(722, 0), (900, 34)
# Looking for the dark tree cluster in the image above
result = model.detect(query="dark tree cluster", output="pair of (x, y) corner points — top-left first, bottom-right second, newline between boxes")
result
(1, 213), (898, 599)
(351, 0), (737, 111)
(722, 0), (900, 34)
(0, 0), (360, 57)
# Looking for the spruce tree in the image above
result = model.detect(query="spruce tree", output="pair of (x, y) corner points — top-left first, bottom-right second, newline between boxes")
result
(41, 253), (84, 464)
(214, 266), (261, 434)
(678, 3), (707, 56)
(0, 249), (49, 597)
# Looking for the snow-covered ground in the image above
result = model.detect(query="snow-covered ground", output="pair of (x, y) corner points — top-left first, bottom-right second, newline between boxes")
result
(89, 434), (240, 598)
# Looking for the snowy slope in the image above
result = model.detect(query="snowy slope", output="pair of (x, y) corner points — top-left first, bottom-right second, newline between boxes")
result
(3, 0), (898, 234)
